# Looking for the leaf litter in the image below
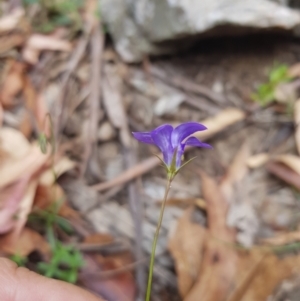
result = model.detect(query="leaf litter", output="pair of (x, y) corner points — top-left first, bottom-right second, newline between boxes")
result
(2, 1), (300, 300)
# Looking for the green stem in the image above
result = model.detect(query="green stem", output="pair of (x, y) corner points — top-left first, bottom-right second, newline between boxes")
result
(145, 179), (172, 301)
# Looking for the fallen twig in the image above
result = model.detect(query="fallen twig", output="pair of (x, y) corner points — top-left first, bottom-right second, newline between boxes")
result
(149, 65), (227, 105)
(81, 19), (104, 176)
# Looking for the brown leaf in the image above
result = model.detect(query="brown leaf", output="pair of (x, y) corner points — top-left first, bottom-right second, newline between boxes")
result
(18, 110), (33, 138)
(288, 63), (300, 78)
(23, 34), (72, 64)
(246, 153), (269, 169)
(84, 233), (115, 245)
(0, 227), (50, 257)
(294, 99), (300, 155)
(185, 172), (237, 301)
(0, 143), (49, 189)
(260, 231), (300, 246)
(33, 183), (81, 222)
(229, 251), (300, 301)
(0, 8), (25, 33)
(200, 171), (233, 237)
(39, 157), (76, 186)
(0, 61), (26, 108)
(166, 197), (207, 210)
(0, 34), (27, 55)
(195, 108), (246, 141)
(35, 93), (50, 136)
(274, 154), (300, 175)
(0, 176), (31, 234)
(168, 207), (206, 298)
(0, 127), (31, 159)
(220, 143), (250, 203)
(102, 64), (131, 147)
(34, 184), (66, 210)
(274, 81), (298, 104)
(81, 253), (136, 301)
(227, 251), (267, 301)
(12, 179), (38, 236)
(0, 103), (3, 128)
(267, 161), (300, 190)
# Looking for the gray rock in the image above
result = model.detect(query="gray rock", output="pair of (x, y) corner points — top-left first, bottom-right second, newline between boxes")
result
(102, 0), (300, 62)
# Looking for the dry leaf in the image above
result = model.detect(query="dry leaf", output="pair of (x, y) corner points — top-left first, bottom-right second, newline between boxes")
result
(274, 154), (300, 175)
(274, 81), (298, 104)
(220, 143), (250, 203)
(34, 184), (65, 210)
(0, 129), (50, 189)
(0, 144), (49, 189)
(35, 93), (50, 135)
(267, 161), (300, 191)
(81, 253), (136, 301)
(247, 153), (269, 168)
(260, 231), (300, 246)
(200, 171), (234, 238)
(23, 34), (72, 64)
(84, 233), (115, 245)
(22, 72), (49, 135)
(195, 108), (246, 141)
(102, 64), (131, 147)
(58, 202), (81, 221)
(168, 207), (206, 298)
(294, 99), (300, 155)
(0, 177), (30, 234)
(39, 157), (76, 186)
(0, 227), (50, 257)
(33, 184), (81, 223)
(0, 8), (24, 33)
(185, 172), (237, 301)
(227, 251), (267, 301)
(229, 251), (300, 301)
(0, 104), (3, 128)
(288, 63), (300, 78)
(0, 127), (31, 158)
(18, 110), (32, 138)
(22, 75), (37, 128)
(0, 61), (26, 107)
(12, 179), (38, 236)
(221, 144), (258, 247)
(166, 198), (207, 210)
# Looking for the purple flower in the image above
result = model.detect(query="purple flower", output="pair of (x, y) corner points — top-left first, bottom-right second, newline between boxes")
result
(132, 122), (212, 176)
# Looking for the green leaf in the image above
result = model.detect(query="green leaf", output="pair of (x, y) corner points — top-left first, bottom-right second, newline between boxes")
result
(55, 217), (73, 234)
(269, 64), (289, 83)
(175, 156), (197, 176)
(23, 0), (39, 5)
(38, 133), (48, 154)
(252, 63), (291, 107)
(10, 254), (28, 267)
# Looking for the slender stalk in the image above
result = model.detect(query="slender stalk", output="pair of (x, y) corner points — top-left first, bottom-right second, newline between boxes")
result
(145, 179), (172, 301)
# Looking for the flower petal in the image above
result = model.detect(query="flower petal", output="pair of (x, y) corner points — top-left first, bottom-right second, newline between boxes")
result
(151, 124), (173, 165)
(132, 132), (155, 144)
(185, 136), (213, 148)
(171, 122), (207, 148)
(176, 143), (185, 168)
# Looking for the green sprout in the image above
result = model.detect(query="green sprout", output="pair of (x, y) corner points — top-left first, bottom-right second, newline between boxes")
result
(10, 254), (28, 267)
(22, 0), (84, 33)
(252, 64), (291, 106)
(29, 202), (84, 283)
(37, 242), (84, 283)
